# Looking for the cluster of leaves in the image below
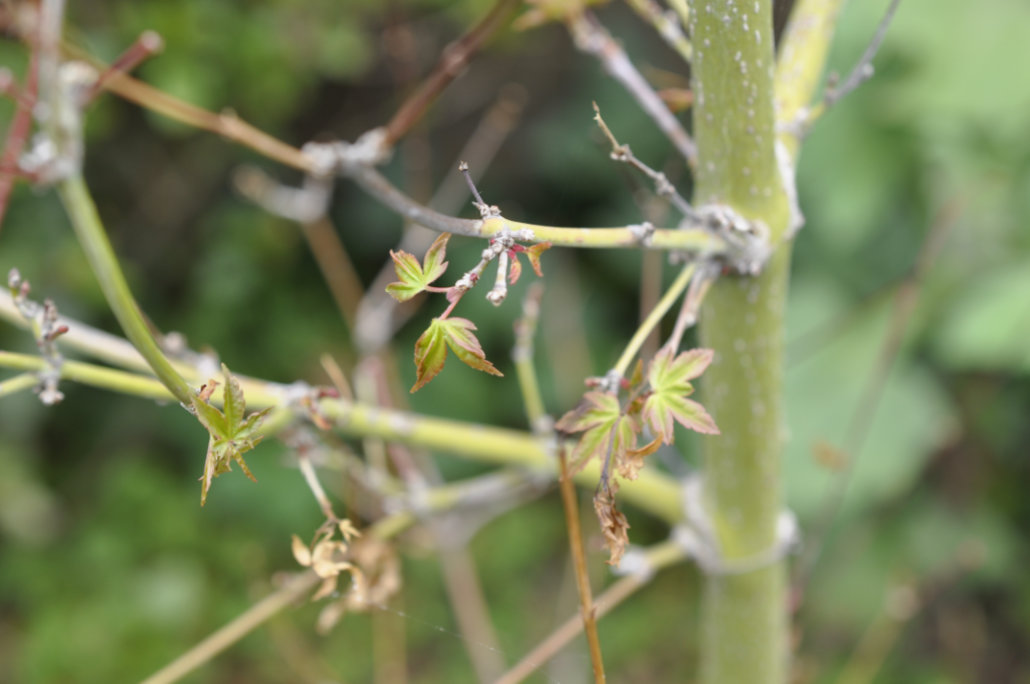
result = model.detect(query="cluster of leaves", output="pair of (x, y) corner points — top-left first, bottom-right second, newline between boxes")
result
(193, 364), (272, 505)
(556, 347), (718, 563)
(291, 518), (401, 634)
(385, 232), (550, 392)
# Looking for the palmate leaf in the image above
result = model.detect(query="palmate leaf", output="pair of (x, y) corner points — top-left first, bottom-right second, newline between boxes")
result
(555, 391), (660, 480)
(642, 347), (719, 443)
(194, 364), (272, 505)
(507, 241), (552, 285)
(555, 391), (622, 469)
(385, 233), (451, 302)
(411, 317), (502, 392)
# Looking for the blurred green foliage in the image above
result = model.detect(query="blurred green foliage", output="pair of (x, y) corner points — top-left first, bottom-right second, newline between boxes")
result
(1, 0), (1029, 682)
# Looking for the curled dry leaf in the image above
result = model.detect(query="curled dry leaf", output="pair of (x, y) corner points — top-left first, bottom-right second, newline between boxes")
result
(594, 485), (630, 566)
(316, 536), (401, 634)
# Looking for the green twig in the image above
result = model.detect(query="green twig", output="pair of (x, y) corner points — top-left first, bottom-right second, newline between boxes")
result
(57, 174), (193, 405)
(513, 282), (548, 430)
(0, 371), (38, 398)
(0, 350), (177, 401)
(612, 262), (697, 377)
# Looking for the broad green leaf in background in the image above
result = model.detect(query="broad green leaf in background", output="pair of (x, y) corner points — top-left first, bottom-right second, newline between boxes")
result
(933, 259), (1030, 374)
(783, 276), (954, 522)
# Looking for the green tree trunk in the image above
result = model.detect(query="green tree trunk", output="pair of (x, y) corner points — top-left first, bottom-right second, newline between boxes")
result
(691, 2), (791, 682)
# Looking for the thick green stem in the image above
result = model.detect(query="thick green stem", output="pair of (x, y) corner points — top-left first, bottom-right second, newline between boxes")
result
(58, 174), (194, 404)
(691, 2), (791, 682)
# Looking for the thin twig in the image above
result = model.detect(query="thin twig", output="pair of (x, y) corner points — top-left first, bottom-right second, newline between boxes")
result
(825, 0), (902, 107)
(354, 356), (508, 681)
(61, 39), (723, 254)
(0, 371), (38, 398)
(570, 12), (697, 168)
(513, 282), (548, 431)
(0, 20), (39, 231)
(383, 0), (520, 147)
(140, 571), (322, 684)
(356, 86), (527, 353)
(664, 261), (719, 352)
(623, 0), (692, 62)
(140, 469), (543, 684)
(558, 446), (607, 683)
(84, 30), (163, 103)
(494, 540), (685, 684)
(0, 296), (689, 524)
(612, 262), (697, 377)
(592, 102), (696, 219)
(803, 0), (902, 131)
(344, 161), (726, 252)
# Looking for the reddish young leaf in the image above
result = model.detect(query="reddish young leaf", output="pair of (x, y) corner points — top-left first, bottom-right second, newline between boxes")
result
(524, 241), (552, 277)
(507, 254), (523, 285)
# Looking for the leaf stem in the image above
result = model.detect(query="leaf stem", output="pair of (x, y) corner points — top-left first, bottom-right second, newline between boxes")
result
(612, 262), (697, 377)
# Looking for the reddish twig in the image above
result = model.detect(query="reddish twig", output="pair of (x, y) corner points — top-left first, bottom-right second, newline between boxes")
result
(383, 0), (520, 148)
(83, 29), (164, 104)
(0, 45), (39, 232)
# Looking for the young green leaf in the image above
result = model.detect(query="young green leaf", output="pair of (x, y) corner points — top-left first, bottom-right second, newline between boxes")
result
(193, 365), (273, 505)
(385, 233), (451, 302)
(412, 319), (449, 392)
(642, 347), (719, 443)
(411, 317), (503, 392)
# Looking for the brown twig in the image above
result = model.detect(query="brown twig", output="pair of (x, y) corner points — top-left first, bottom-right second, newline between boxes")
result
(495, 540), (685, 684)
(592, 101), (696, 219)
(558, 446), (606, 683)
(63, 40), (314, 172)
(140, 571), (322, 684)
(83, 29), (164, 103)
(571, 12), (697, 168)
(383, 0), (520, 148)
